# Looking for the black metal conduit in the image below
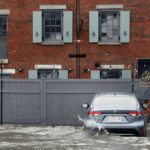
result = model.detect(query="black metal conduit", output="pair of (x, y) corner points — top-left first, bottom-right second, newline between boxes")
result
(0, 60), (3, 124)
(131, 62), (134, 93)
(76, 0), (80, 78)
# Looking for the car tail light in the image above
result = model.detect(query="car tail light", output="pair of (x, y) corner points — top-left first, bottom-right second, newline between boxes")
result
(128, 111), (143, 117)
(88, 111), (102, 117)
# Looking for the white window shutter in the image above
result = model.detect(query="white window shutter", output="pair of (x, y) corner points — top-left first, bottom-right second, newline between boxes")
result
(28, 70), (38, 79)
(89, 11), (99, 43)
(59, 70), (68, 79)
(33, 11), (42, 43)
(120, 11), (130, 43)
(63, 11), (73, 43)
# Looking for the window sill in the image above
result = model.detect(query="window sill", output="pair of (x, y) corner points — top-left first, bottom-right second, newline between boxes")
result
(1, 69), (15, 74)
(0, 59), (8, 64)
(40, 5), (67, 10)
(41, 40), (64, 45)
(98, 42), (121, 45)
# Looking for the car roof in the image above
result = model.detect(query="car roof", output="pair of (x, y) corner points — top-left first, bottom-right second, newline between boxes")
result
(95, 92), (136, 97)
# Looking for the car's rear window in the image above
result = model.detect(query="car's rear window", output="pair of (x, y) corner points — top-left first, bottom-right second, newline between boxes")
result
(92, 95), (139, 107)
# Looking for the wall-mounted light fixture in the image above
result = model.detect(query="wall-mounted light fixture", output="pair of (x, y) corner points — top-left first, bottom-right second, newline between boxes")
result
(105, 51), (109, 56)
(109, 65), (112, 70)
(94, 61), (101, 69)
(17, 67), (25, 73)
(68, 68), (73, 73)
(83, 68), (90, 73)
(127, 63), (131, 69)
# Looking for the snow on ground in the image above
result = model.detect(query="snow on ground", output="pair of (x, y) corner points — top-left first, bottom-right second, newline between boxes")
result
(0, 124), (150, 150)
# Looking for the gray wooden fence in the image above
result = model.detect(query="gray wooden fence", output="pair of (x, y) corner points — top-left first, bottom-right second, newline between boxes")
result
(0, 79), (148, 125)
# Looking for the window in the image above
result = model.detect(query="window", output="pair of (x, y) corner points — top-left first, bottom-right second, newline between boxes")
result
(28, 69), (68, 79)
(0, 74), (12, 79)
(100, 69), (122, 79)
(38, 69), (59, 79)
(43, 10), (63, 44)
(89, 5), (130, 44)
(99, 11), (120, 43)
(0, 68), (15, 79)
(91, 69), (131, 79)
(33, 6), (73, 45)
(0, 15), (8, 59)
(92, 95), (138, 107)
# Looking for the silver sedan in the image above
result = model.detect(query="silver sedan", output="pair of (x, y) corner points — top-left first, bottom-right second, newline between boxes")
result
(81, 92), (148, 136)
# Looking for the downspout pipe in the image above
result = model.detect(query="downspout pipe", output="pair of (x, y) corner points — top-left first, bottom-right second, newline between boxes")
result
(76, 0), (80, 78)
(0, 60), (3, 124)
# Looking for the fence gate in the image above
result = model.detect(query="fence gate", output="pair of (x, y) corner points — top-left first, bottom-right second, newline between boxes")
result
(0, 79), (135, 125)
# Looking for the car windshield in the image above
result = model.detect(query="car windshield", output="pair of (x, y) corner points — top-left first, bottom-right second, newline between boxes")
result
(91, 95), (139, 107)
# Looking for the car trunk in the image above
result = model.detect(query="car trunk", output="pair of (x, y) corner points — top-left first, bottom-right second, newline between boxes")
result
(89, 108), (142, 124)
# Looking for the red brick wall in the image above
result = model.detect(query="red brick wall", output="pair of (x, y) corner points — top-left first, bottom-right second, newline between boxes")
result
(145, 101), (150, 120)
(0, 0), (150, 78)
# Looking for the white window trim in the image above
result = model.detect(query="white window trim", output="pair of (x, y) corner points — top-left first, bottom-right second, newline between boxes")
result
(35, 64), (62, 69)
(40, 5), (67, 10)
(0, 69), (15, 74)
(0, 9), (10, 15)
(100, 65), (125, 69)
(0, 59), (8, 64)
(96, 4), (123, 9)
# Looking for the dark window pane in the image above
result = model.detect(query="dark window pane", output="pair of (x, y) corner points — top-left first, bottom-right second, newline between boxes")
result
(50, 12), (55, 18)
(56, 19), (61, 25)
(101, 33), (107, 37)
(51, 27), (56, 32)
(56, 27), (61, 32)
(0, 17), (2, 23)
(2, 31), (7, 35)
(0, 16), (7, 59)
(45, 20), (51, 25)
(2, 17), (7, 24)
(38, 69), (59, 79)
(3, 24), (7, 30)
(45, 13), (50, 18)
(55, 12), (61, 18)
(113, 12), (118, 17)
(45, 27), (50, 32)
(45, 32), (51, 38)
(102, 13), (106, 19)
(0, 16), (7, 36)
(51, 19), (55, 25)
(100, 69), (121, 79)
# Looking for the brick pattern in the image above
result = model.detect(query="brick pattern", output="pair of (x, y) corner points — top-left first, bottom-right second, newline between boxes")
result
(0, 0), (149, 78)
(145, 101), (150, 119)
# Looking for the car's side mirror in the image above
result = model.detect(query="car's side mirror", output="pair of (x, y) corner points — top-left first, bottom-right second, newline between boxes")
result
(142, 103), (149, 109)
(81, 103), (89, 109)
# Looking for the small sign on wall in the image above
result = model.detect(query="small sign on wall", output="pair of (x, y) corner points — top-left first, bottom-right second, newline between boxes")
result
(35, 64), (62, 69)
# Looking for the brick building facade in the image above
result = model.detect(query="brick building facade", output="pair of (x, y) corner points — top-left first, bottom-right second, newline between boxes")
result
(0, 0), (150, 79)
